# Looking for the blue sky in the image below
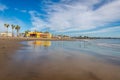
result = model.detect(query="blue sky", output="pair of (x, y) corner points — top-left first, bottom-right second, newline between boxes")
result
(0, 0), (120, 37)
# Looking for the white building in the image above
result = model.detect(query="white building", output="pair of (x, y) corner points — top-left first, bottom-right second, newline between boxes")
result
(0, 33), (12, 37)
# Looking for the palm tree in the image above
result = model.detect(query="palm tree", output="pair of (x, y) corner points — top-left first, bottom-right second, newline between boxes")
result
(15, 25), (20, 37)
(4, 24), (9, 36)
(11, 24), (15, 37)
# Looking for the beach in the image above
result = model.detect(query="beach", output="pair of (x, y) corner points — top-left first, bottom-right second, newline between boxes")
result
(0, 38), (22, 54)
(0, 38), (120, 80)
(1, 0), (120, 79)
(0, 38), (22, 68)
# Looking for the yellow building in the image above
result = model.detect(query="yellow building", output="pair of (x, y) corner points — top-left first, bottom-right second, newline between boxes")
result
(26, 32), (52, 39)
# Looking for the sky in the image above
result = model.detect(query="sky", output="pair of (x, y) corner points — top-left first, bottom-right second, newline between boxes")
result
(0, 0), (120, 37)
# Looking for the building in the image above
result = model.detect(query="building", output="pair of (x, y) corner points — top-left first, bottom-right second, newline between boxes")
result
(0, 33), (12, 37)
(26, 32), (52, 39)
(53, 35), (70, 39)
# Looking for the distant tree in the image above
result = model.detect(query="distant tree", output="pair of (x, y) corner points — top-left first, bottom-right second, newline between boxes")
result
(84, 36), (89, 39)
(44, 31), (49, 33)
(58, 35), (62, 37)
(15, 25), (20, 37)
(4, 24), (9, 36)
(63, 35), (69, 37)
(39, 31), (43, 33)
(11, 24), (15, 37)
(24, 30), (30, 37)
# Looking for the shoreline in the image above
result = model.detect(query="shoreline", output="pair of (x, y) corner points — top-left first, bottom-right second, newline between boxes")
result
(0, 37), (76, 41)
(0, 37), (99, 41)
(0, 37), (77, 55)
(0, 37), (87, 55)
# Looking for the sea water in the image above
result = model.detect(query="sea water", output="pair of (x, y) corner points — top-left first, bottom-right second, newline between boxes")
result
(17, 39), (120, 65)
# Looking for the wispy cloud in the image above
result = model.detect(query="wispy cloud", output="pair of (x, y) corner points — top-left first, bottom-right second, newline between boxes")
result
(29, 0), (120, 35)
(0, 3), (8, 11)
(77, 26), (120, 34)
(14, 8), (27, 13)
(20, 10), (27, 13)
(29, 11), (48, 31)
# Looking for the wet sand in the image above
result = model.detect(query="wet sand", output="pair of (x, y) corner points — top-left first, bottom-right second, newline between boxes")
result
(0, 39), (22, 68)
(0, 39), (22, 59)
(0, 39), (120, 80)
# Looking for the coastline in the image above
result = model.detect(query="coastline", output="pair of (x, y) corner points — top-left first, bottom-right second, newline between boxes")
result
(1, 37), (118, 55)
(0, 37), (77, 41)
(0, 37), (76, 56)
(0, 37), (85, 62)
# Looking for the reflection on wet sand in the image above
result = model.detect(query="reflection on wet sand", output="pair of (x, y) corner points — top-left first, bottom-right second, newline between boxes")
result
(28, 41), (51, 47)
(0, 40), (120, 80)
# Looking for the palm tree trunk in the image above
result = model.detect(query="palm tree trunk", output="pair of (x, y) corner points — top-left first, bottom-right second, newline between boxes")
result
(7, 28), (8, 37)
(12, 29), (14, 37)
(17, 31), (18, 37)
(17, 31), (19, 37)
(12, 29), (13, 37)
